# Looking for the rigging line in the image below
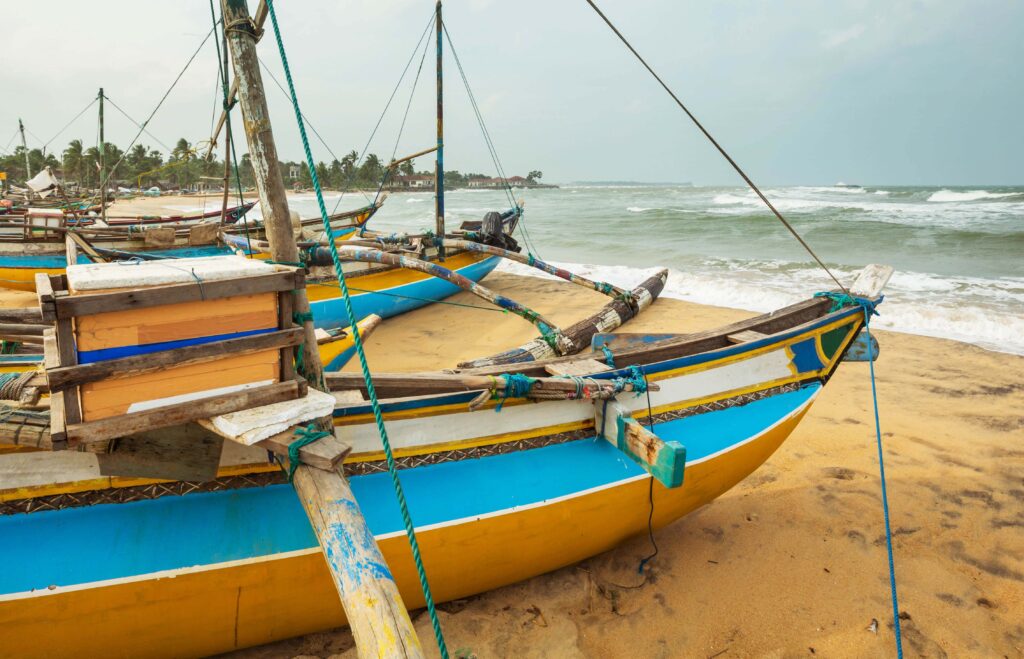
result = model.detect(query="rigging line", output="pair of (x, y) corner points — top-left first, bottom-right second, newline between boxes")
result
(41, 97), (98, 151)
(24, 127), (45, 148)
(102, 95), (175, 154)
(378, 12), (434, 207)
(256, 57), (372, 205)
(442, 25), (516, 210)
(98, 24), (217, 193)
(209, 0), (253, 257)
(582, 0), (848, 294)
(327, 10), (438, 216)
(1, 128), (19, 155)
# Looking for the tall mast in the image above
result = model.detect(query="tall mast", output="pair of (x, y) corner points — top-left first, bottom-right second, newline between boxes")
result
(98, 88), (106, 223)
(18, 119), (31, 180)
(434, 0), (445, 259)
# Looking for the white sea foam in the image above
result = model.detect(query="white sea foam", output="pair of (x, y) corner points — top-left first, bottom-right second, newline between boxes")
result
(495, 259), (1024, 356)
(927, 189), (1020, 202)
(627, 206), (653, 213)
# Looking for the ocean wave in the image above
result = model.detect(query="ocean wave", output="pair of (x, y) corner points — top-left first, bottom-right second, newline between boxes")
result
(927, 189), (1021, 202)
(494, 259), (1024, 355)
(627, 206), (653, 213)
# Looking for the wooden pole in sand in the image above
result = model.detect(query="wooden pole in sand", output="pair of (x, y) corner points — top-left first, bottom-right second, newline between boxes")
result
(220, 2), (424, 656)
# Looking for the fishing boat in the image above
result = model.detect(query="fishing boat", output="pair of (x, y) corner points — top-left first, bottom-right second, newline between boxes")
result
(0, 263), (891, 657)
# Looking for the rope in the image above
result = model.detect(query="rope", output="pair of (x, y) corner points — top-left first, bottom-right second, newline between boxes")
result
(861, 302), (903, 656)
(0, 371), (34, 401)
(492, 373), (538, 412)
(285, 424), (332, 482)
(583, 0), (847, 294)
(102, 94), (174, 153)
(41, 97), (98, 151)
(264, 3), (448, 655)
(600, 344), (615, 367)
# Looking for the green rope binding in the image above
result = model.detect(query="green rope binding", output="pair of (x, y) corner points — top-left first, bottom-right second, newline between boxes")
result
(285, 424), (331, 482)
(492, 373), (537, 412)
(264, 3), (449, 655)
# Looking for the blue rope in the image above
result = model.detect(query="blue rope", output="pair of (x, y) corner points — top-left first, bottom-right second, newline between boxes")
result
(264, 3), (448, 655)
(861, 304), (903, 657)
(819, 290), (901, 654)
(600, 344), (615, 367)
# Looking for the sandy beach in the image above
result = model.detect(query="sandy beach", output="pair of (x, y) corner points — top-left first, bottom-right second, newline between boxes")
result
(186, 271), (1021, 659)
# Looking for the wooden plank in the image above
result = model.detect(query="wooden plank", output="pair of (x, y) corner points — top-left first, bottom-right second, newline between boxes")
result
(66, 231), (104, 262)
(278, 289), (296, 383)
(35, 273), (56, 324)
(0, 308), (44, 324)
(74, 293), (279, 351)
(95, 423), (224, 480)
(54, 270), (302, 319)
(0, 323), (48, 336)
(64, 233), (78, 267)
(544, 358), (612, 377)
(65, 379), (306, 448)
(595, 399), (685, 488)
(54, 318), (82, 425)
(849, 263), (894, 299)
(46, 327), (302, 393)
(42, 329), (67, 449)
(256, 427), (351, 471)
(726, 330), (769, 344)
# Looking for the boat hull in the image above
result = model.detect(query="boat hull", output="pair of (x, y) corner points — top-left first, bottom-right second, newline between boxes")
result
(0, 385), (819, 658)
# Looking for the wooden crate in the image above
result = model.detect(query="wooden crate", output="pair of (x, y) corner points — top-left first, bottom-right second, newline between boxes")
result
(37, 256), (308, 450)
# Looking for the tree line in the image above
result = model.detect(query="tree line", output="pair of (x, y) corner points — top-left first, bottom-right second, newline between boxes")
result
(0, 137), (541, 194)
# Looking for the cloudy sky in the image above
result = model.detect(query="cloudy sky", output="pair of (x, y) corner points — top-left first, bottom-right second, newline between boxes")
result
(3, 0), (1020, 184)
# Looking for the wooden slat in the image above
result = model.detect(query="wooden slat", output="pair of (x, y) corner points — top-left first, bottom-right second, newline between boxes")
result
(256, 427), (351, 471)
(726, 330), (769, 344)
(42, 329), (67, 449)
(595, 399), (685, 488)
(544, 358), (612, 377)
(55, 317), (82, 425)
(278, 289), (296, 383)
(54, 269), (304, 319)
(35, 273), (56, 324)
(0, 308), (44, 324)
(849, 264), (894, 298)
(45, 327), (303, 393)
(66, 379), (306, 448)
(0, 323), (48, 336)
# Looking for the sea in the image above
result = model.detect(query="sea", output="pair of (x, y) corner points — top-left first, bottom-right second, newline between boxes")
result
(205, 184), (1024, 356)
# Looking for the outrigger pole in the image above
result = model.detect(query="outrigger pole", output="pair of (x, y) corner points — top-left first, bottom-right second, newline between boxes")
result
(220, 1), (424, 656)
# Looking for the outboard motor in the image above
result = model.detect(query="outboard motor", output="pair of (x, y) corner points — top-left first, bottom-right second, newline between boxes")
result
(478, 211), (521, 253)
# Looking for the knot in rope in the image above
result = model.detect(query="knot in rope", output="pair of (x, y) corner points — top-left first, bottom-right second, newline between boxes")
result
(493, 373), (537, 412)
(814, 291), (882, 321)
(600, 344), (616, 367)
(292, 311), (315, 325)
(611, 365), (648, 397)
(527, 253), (536, 267)
(225, 16), (263, 41)
(539, 328), (560, 351)
(598, 282), (615, 295)
(285, 424), (331, 482)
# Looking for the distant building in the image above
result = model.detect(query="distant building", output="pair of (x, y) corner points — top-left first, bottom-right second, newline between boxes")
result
(391, 174), (434, 190)
(288, 164), (301, 180)
(468, 176), (532, 189)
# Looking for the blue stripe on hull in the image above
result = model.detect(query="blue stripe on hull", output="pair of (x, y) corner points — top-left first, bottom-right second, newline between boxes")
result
(0, 384), (818, 595)
(0, 246), (233, 269)
(76, 328), (275, 364)
(311, 256), (501, 330)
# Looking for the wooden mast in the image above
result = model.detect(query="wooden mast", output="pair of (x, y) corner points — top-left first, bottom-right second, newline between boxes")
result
(434, 0), (445, 259)
(98, 89), (106, 224)
(18, 119), (31, 181)
(220, 1), (424, 655)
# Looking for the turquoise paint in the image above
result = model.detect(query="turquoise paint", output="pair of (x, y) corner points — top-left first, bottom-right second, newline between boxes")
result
(0, 384), (818, 595)
(614, 416), (686, 488)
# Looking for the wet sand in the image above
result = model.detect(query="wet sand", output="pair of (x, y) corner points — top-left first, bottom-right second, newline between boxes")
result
(220, 271), (1024, 658)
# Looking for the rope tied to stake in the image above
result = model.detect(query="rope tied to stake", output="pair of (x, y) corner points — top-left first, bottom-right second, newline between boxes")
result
(283, 424), (332, 482)
(814, 291), (882, 318)
(492, 373), (538, 412)
(600, 344), (616, 367)
(613, 365), (648, 396)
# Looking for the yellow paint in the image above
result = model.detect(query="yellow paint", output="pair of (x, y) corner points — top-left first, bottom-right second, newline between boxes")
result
(0, 397), (814, 658)
(0, 265), (62, 292)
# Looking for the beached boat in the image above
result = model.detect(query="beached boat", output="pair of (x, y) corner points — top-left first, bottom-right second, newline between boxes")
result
(0, 264), (890, 657)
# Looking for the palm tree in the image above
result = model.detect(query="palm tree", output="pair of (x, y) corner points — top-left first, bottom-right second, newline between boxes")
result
(341, 150), (358, 178)
(63, 140), (84, 187)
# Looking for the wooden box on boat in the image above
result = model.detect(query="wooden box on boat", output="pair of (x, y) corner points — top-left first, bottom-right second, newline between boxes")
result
(35, 256), (309, 449)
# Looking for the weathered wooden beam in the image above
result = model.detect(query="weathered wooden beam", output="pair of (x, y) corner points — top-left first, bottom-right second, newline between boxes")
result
(0, 323), (48, 336)
(54, 269), (302, 319)
(595, 399), (685, 488)
(544, 358), (612, 377)
(45, 327), (303, 393)
(65, 378), (306, 448)
(95, 424), (224, 480)
(726, 330), (768, 344)
(0, 307), (44, 324)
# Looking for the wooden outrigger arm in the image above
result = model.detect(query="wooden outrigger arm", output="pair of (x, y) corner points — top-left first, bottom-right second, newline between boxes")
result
(440, 238), (630, 299)
(333, 245), (576, 354)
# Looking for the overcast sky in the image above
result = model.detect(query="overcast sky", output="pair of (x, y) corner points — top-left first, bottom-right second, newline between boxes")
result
(3, 0), (1020, 185)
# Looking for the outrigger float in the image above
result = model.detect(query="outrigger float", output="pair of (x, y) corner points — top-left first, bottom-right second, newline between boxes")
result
(0, 0), (896, 657)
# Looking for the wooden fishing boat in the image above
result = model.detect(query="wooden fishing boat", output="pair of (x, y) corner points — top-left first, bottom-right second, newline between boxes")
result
(0, 264), (891, 657)
(0, 199), (382, 291)
(64, 200), (256, 226)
